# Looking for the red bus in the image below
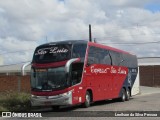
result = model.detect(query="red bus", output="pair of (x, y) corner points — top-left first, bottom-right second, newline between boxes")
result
(29, 40), (138, 109)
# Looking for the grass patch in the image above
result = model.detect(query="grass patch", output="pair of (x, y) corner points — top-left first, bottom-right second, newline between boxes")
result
(0, 92), (31, 112)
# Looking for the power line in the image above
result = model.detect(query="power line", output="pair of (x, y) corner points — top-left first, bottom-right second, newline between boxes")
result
(138, 57), (160, 59)
(95, 32), (160, 40)
(0, 40), (159, 56)
(100, 40), (160, 46)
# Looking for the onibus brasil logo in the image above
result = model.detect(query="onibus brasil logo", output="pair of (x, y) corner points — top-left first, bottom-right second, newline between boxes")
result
(1, 112), (42, 118)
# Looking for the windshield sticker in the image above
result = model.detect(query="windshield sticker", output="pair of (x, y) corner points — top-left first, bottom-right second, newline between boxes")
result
(35, 47), (69, 55)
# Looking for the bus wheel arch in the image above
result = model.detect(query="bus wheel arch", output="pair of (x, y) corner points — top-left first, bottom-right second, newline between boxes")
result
(126, 87), (131, 101)
(83, 89), (93, 108)
(120, 87), (126, 102)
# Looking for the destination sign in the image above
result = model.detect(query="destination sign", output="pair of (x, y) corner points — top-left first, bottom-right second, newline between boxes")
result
(35, 47), (69, 55)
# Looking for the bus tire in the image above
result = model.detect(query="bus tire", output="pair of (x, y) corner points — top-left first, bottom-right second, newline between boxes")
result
(120, 88), (126, 102)
(83, 91), (91, 108)
(126, 89), (130, 101)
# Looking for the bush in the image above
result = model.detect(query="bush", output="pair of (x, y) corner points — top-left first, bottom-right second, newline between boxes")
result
(0, 106), (8, 111)
(0, 92), (31, 112)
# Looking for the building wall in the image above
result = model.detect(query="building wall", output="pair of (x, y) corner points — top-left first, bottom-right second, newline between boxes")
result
(139, 65), (160, 87)
(0, 75), (30, 93)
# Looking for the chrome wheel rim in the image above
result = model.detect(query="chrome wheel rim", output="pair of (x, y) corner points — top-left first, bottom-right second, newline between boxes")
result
(122, 92), (125, 100)
(86, 94), (90, 103)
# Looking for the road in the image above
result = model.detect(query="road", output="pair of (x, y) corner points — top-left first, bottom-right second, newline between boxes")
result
(33, 92), (160, 119)
(1, 87), (160, 120)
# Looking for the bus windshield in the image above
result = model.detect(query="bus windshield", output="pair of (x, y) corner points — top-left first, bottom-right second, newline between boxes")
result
(31, 67), (67, 91)
(32, 44), (72, 63)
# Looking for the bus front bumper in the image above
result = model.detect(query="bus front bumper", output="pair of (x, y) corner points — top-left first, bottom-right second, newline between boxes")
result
(30, 90), (72, 106)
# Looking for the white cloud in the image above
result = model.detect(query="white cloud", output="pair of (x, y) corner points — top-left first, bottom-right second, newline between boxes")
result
(0, 0), (160, 65)
(0, 37), (37, 64)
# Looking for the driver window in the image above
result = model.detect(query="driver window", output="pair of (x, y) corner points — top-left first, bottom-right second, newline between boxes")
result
(71, 63), (84, 85)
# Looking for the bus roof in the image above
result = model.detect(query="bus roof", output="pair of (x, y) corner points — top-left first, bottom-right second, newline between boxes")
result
(36, 40), (135, 56)
(88, 42), (134, 55)
(37, 40), (88, 48)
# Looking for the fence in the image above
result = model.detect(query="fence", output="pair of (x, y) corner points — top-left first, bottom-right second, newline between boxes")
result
(139, 65), (160, 87)
(0, 75), (30, 93)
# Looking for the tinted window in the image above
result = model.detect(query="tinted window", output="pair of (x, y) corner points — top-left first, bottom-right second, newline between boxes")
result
(110, 51), (138, 67)
(33, 44), (72, 63)
(72, 44), (87, 58)
(88, 46), (111, 65)
(110, 51), (123, 66)
(121, 53), (138, 68)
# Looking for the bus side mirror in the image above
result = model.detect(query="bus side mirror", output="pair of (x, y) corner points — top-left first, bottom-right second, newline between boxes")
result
(21, 62), (31, 76)
(65, 58), (80, 73)
(65, 58), (80, 86)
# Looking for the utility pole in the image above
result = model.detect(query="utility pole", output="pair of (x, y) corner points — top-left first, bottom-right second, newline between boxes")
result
(89, 24), (92, 42)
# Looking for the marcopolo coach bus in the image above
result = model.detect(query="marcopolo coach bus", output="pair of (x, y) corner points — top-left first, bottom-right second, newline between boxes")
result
(26, 40), (138, 109)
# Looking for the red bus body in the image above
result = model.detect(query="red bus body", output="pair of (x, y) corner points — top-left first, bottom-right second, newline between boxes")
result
(30, 40), (138, 107)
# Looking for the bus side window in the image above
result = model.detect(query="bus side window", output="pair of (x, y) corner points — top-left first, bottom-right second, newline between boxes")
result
(72, 44), (87, 59)
(100, 50), (111, 65)
(88, 46), (112, 65)
(122, 53), (137, 68)
(88, 56), (96, 65)
(110, 51), (123, 66)
(88, 46), (97, 65)
(102, 54), (111, 65)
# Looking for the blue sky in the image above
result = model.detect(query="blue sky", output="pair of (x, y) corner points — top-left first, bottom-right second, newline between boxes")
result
(145, 3), (160, 12)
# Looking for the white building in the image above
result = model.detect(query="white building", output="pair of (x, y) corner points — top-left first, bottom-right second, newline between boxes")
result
(138, 57), (160, 66)
(0, 63), (31, 75)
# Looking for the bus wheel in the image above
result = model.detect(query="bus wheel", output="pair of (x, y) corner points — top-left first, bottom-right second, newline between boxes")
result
(120, 88), (126, 102)
(126, 89), (130, 101)
(52, 105), (60, 111)
(83, 91), (91, 108)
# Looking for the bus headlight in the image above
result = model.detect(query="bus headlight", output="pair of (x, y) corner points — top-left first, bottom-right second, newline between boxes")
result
(62, 90), (72, 96)
(31, 94), (37, 98)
